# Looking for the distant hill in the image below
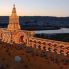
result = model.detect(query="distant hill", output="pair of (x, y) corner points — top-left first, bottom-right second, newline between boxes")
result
(0, 16), (69, 30)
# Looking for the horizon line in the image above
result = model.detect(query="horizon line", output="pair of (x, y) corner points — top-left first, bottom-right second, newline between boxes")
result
(0, 15), (69, 17)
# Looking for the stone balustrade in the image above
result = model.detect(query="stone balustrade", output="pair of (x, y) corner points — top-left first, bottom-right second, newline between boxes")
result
(27, 36), (69, 56)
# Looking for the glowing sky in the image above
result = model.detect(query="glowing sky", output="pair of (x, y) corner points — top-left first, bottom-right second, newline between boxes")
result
(0, 0), (69, 16)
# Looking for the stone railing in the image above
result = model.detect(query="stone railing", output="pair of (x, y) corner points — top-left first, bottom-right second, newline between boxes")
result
(27, 36), (69, 56)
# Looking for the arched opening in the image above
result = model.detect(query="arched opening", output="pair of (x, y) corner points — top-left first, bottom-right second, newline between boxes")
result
(19, 36), (24, 43)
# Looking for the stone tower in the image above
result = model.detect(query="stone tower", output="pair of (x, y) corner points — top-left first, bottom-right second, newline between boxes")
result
(7, 4), (21, 31)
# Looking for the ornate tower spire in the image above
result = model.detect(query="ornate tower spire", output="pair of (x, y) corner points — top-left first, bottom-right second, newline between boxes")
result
(12, 4), (16, 16)
(7, 4), (21, 31)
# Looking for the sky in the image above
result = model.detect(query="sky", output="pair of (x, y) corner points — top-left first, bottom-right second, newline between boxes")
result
(0, 0), (69, 17)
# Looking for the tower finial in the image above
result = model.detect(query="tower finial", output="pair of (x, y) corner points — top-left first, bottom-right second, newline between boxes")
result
(13, 4), (15, 8)
(12, 4), (16, 13)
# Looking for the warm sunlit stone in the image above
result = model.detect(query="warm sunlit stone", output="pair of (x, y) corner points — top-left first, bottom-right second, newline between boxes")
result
(7, 4), (21, 31)
(0, 4), (34, 44)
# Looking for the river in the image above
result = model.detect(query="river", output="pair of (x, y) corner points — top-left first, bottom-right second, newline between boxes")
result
(33, 28), (69, 34)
